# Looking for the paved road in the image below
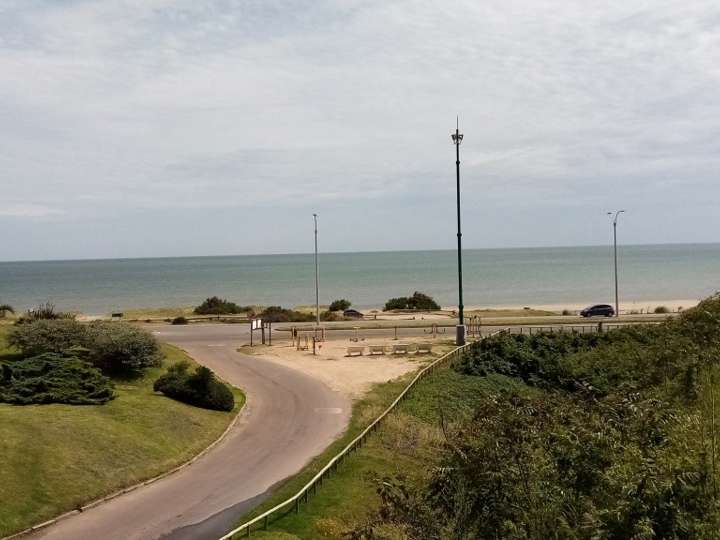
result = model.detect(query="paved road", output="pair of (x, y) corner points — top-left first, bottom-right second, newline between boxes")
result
(29, 325), (350, 540)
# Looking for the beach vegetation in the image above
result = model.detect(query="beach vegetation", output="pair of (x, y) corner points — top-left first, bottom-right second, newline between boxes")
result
(260, 306), (315, 323)
(329, 299), (352, 312)
(171, 316), (189, 325)
(384, 291), (440, 311)
(194, 296), (249, 315)
(15, 302), (75, 323)
(0, 352), (114, 405)
(8, 319), (88, 357)
(0, 304), (14, 318)
(655, 305), (670, 313)
(153, 361), (234, 412)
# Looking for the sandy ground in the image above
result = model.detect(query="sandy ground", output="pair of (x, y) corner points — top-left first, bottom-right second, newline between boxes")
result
(461, 299), (700, 313)
(241, 336), (452, 399)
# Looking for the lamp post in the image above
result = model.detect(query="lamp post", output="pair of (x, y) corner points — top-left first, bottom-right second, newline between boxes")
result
(313, 213), (320, 327)
(607, 210), (625, 318)
(452, 118), (465, 345)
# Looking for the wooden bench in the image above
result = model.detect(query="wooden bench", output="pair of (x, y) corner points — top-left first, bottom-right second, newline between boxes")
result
(391, 344), (409, 355)
(346, 346), (365, 357)
(368, 345), (386, 355)
(416, 343), (433, 354)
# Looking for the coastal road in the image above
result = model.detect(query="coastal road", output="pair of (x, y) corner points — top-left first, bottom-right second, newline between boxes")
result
(28, 324), (350, 540)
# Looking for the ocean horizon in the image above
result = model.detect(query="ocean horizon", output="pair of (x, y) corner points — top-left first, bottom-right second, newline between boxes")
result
(1, 243), (718, 315)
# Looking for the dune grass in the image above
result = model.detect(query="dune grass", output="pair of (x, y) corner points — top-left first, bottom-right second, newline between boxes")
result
(0, 327), (245, 538)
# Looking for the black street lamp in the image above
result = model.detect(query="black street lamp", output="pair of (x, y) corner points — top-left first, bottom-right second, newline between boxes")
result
(452, 118), (465, 345)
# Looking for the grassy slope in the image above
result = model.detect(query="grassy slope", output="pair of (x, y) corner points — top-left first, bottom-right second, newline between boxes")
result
(0, 326), (245, 537)
(239, 366), (532, 539)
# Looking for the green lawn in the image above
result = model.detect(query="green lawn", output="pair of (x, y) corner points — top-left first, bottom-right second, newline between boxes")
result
(236, 365), (529, 539)
(0, 327), (245, 538)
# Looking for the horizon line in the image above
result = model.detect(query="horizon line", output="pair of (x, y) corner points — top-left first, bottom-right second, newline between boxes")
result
(1, 240), (718, 265)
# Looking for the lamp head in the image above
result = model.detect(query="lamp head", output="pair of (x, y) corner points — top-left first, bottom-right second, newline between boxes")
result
(451, 132), (463, 145)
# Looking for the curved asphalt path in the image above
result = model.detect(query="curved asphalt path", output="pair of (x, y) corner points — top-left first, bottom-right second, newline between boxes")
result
(29, 324), (350, 540)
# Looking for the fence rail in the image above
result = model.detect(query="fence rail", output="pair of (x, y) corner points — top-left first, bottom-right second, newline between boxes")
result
(218, 335), (495, 539)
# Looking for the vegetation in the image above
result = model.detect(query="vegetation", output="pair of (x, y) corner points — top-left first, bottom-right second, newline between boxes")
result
(0, 352), (114, 405)
(154, 361), (235, 412)
(0, 328), (245, 537)
(171, 316), (189, 325)
(194, 296), (249, 315)
(8, 320), (162, 376)
(384, 292), (440, 311)
(260, 306), (315, 323)
(329, 299), (352, 312)
(16, 302), (74, 323)
(0, 304), (14, 318)
(655, 305), (670, 314)
(249, 294), (720, 539)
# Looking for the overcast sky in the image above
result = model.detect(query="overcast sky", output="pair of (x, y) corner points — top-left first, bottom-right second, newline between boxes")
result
(1, 0), (718, 261)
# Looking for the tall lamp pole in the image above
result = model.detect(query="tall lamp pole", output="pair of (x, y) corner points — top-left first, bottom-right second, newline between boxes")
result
(451, 118), (465, 345)
(313, 213), (320, 326)
(607, 210), (625, 318)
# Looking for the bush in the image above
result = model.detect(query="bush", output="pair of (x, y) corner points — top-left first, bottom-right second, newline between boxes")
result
(194, 296), (248, 315)
(561, 309), (572, 316)
(654, 305), (670, 314)
(0, 303), (14, 318)
(384, 291), (440, 311)
(171, 316), (189, 325)
(8, 319), (89, 357)
(0, 352), (115, 405)
(259, 306), (315, 323)
(16, 302), (74, 323)
(86, 322), (162, 375)
(329, 299), (352, 312)
(154, 362), (234, 411)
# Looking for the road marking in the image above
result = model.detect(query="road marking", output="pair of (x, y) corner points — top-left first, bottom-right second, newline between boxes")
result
(314, 407), (343, 414)
(207, 344), (226, 347)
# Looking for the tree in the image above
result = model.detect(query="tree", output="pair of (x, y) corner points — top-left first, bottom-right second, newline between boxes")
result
(194, 296), (247, 315)
(384, 292), (440, 311)
(329, 299), (352, 312)
(0, 304), (14, 318)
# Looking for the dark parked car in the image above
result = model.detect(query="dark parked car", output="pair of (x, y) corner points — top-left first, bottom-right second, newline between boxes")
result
(343, 309), (364, 319)
(580, 304), (615, 318)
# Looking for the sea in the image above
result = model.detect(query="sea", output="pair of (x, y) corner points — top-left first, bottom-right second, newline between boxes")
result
(0, 244), (718, 315)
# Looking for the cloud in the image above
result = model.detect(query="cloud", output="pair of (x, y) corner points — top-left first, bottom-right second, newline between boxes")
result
(0, 204), (63, 218)
(0, 0), (719, 258)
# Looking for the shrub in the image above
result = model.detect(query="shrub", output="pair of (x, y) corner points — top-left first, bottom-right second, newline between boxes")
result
(329, 299), (352, 312)
(171, 316), (189, 325)
(86, 322), (162, 375)
(16, 302), (74, 323)
(654, 305), (670, 314)
(384, 292), (440, 311)
(8, 319), (89, 357)
(320, 310), (340, 322)
(154, 362), (234, 411)
(0, 352), (115, 405)
(0, 304), (14, 318)
(194, 296), (247, 315)
(561, 309), (572, 316)
(259, 306), (315, 323)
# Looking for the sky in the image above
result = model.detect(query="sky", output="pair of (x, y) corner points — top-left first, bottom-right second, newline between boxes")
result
(1, 0), (718, 261)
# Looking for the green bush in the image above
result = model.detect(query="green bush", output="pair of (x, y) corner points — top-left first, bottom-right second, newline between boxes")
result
(154, 362), (234, 411)
(259, 306), (315, 323)
(384, 291), (440, 311)
(171, 316), (189, 325)
(328, 299), (352, 311)
(8, 319), (89, 357)
(654, 305), (670, 314)
(0, 303), (14, 318)
(0, 353), (115, 405)
(194, 296), (248, 315)
(86, 322), (162, 375)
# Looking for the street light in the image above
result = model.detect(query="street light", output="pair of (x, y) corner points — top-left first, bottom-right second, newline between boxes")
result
(313, 213), (319, 327)
(452, 118), (465, 345)
(607, 210), (625, 318)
